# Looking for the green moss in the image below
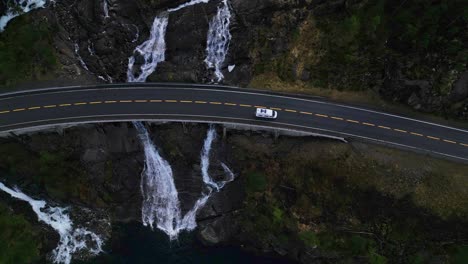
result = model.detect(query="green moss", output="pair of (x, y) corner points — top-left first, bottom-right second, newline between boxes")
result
(0, 14), (57, 86)
(0, 203), (41, 263)
(245, 172), (267, 194)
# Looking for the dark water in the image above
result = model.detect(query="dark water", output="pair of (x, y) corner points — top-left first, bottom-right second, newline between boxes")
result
(80, 222), (295, 264)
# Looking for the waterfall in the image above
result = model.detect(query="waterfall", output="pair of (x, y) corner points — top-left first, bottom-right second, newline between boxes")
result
(74, 43), (90, 71)
(0, 182), (104, 264)
(103, 0), (110, 18)
(127, 15), (168, 83)
(0, 0), (50, 32)
(205, 0), (232, 82)
(135, 124), (235, 240)
(167, 0), (210, 13)
(134, 122), (183, 239)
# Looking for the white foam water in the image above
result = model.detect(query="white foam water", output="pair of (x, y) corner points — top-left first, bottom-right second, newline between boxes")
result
(205, 0), (232, 82)
(127, 15), (168, 82)
(0, 0), (50, 32)
(74, 43), (90, 71)
(135, 124), (235, 240)
(103, 0), (110, 18)
(0, 182), (104, 264)
(167, 0), (210, 13)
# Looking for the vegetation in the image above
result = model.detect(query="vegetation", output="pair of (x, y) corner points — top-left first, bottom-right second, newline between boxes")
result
(250, 0), (468, 107)
(0, 203), (41, 263)
(0, 15), (57, 86)
(232, 135), (468, 262)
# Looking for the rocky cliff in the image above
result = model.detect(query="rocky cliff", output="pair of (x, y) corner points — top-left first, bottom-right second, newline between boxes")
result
(1, 123), (467, 263)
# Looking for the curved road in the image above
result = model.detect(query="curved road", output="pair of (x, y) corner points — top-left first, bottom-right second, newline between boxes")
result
(0, 83), (467, 163)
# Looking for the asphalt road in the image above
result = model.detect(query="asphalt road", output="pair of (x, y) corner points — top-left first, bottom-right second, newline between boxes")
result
(0, 83), (467, 163)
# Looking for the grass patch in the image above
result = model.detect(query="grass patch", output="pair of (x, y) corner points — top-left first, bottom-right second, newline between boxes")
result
(0, 14), (57, 86)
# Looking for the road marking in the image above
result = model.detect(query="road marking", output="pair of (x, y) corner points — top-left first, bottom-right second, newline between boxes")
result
(13, 108), (26, 112)
(165, 100), (177, 103)
(134, 100), (148, 103)
(315, 114), (328, 118)
(28, 106), (41, 110)
(239, 104), (251, 107)
(59, 103), (71, 107)
(427, 136), (440, 141)
(89, 101), (102, 105)
(443, 139), (457, 144)
(180, 100), (193, 103)
(150, 100), (162, 102)
(270, 107), (282, 111)
(255, 105), (266, 108)
(300, 111), (313, 115)
(362, 122), (375, 127)
(74, 102), (87, 106)
(346, 119), (359, 123)
(285, 109), (297, 113)
(104, 101), (117, 104)
(331, 116), (344, 121)
(394, 129), (407, 133)
(210, 102), (222, 105)
(410, 132), (423, 137)
(224, 103), (237, 106)
(119, 100), (132, 103)
(378, 125), (391, 130)
(195, 101), (207, 104)
(460, 143), (468, 147)
(0, 110), (10, 114)
(44, 105), (57, 108)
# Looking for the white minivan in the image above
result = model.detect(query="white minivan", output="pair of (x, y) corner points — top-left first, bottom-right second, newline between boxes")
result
(255, 108), (278, 119)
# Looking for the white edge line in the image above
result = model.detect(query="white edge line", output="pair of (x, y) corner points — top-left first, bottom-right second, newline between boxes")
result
(0, 114), (466, 163)
(1, 85), (467, 134)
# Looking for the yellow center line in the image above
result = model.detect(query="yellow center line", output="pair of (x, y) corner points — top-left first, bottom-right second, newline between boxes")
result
(165, 100), (177, 103)
(180, 100), (193, 103)
(331, 116), (344, 121)
(362, 122), (375, 127)
(410, 132), (423, 137)
(134, 100), (148, 103)
(300, 111), (313, 115)
(44, 105), (57, 108)
(346, 119), (359, 123)
(0, 110), (10, 114)
(13, 108), (26, 112)
(270, 107), (282, 111)
(460, 143), (468, 147)
(119, 100), (132, 103)
(285, 109), (297, 113)
(195, 101), (207, 104)
(315, 114), (328, 118)
(394, 128), (407, 133)
(378, 125), (391, 130)
(427, 136), (440, 141)
(104, 101), (117, 104)
(74, 102), (87, 106)
(89, 101), (102, 105)
(28, 106), (41, 110)
(255, 105), (266, 108)
(443, 139), (457, 144)
(224, 103), (237, 106)
(239, 104), (251, 107)
(59, 103), (71, 107)
(150, 100), (162, 103)
(210, 102), (222, 105)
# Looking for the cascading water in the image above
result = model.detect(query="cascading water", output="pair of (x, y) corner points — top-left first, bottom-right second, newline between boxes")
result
(0, 0), (50, 32)
(127, 15), (168, 82)
(134, 124), (235, 240)
(74, 43), (90, 71)
(0, 182), (104, 264)
(103, 0), (110, 18)
(167, 0), (210, 13)
(205, 0), (232, 82)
